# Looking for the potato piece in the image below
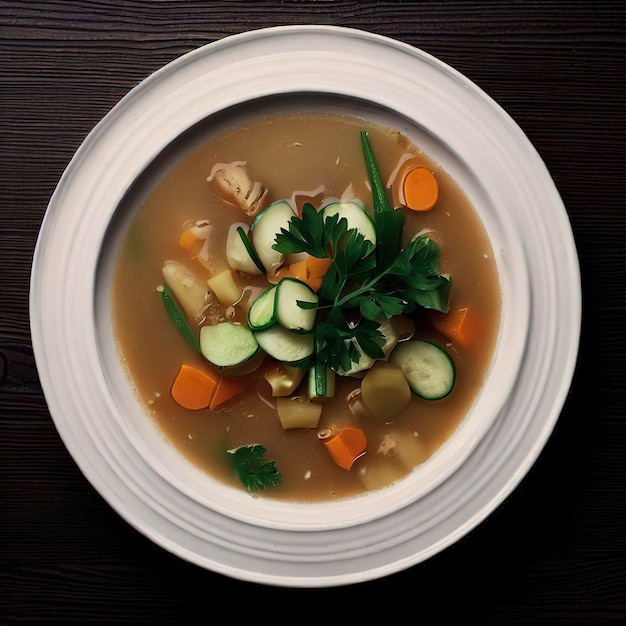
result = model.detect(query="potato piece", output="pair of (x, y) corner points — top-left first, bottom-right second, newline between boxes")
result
(276, 396), (322, 430)
(162, 260), (209, 322)
(264, 363), (307, 397)
(378, 431), (430, 469)
(360, 360), (411, 420)
(357, 457), (405, 492)
(207, 269), (242, 307)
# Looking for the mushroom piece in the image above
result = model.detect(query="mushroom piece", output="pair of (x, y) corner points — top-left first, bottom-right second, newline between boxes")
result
(208, 161), (268, 218)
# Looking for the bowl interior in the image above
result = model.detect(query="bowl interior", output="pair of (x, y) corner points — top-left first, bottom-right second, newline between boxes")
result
(95, 92), (529, 530)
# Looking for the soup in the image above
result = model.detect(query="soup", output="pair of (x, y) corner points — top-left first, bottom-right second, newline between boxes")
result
(112, 112), (501, 502)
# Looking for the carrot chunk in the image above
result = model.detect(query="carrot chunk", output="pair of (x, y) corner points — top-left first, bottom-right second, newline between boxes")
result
(285, 258), (308, 282)
(402, 167), (438, 211)
(209, 374), (251, 409)
(171, 364), (219, 410)
(178, 228), (205, 258)
(305, 255), (333, 278)
(319, 427), (367, 470)
(281, 255), (333, 292)
(429, 306), (478, 348)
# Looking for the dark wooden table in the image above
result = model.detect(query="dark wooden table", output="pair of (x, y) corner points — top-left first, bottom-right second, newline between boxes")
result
(2, 1), (625, 623)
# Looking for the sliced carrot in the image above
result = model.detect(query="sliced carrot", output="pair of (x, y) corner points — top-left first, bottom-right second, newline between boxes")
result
(285, 258), (308, 282)
(305, 255), (333, 277)
(271, 264), (292, 283)
(305, 275), (323, 293)
(171, 364), (219, 410)
(403, 167), (438, 211)
(178, 228), (205, 258)
(319, 427), (367, 471)
(209, 374), (251, 409)
(280, 255), (333, 292)
(429, 306), (478, 348)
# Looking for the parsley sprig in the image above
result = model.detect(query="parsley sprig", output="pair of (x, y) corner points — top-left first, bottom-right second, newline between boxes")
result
(272, 131), (451, 372)
(228, 444), (282, 492)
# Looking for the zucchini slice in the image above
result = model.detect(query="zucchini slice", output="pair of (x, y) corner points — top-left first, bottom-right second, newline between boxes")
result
(248, 285), (277, 331)
(389, 340), (455, 400)
(249, 200), (295, 272)
(336, 315), (399, 377)
(321, 200), (376, 243)
(274, 277), (318, 333)
(200, 322), (264, 377)
(254, 324), (314, 367)
(226, 222), (265, 275)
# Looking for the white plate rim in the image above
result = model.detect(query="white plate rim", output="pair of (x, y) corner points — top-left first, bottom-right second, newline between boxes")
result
(30, 25), (581, 587)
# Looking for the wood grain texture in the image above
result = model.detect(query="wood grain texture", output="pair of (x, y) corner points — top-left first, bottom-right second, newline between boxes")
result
(2, 1), (625, 623)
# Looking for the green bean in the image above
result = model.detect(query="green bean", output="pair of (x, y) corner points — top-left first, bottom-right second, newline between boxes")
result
(360, 130), (390, 215)
(161, 285), (201, 353)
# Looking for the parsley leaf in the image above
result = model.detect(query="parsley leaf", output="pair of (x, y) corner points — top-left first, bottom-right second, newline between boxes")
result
(271, 132), (451, 373)
(273, 202), (347, 258)
(355, 292), (406, 320)
(228, 444), (282, 492)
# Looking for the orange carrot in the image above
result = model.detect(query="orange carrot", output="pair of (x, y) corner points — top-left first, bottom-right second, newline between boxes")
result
(319, 427), (367, 470)
(403, 167), (438, 211)
(429, 306), (477, 347)
(209, 374), (251, 409)
(284, 258), (308, 282)
(171, 364), (219, 410)
(281, 255), (333, 292)
(306, 255), (332, 279)
(178, 228), (205, 258)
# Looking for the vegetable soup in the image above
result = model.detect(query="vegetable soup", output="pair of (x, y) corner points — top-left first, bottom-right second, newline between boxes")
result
(112, 112), (501, 502)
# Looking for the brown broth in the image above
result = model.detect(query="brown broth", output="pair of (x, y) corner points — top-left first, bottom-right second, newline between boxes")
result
(111, 112), (501, 502)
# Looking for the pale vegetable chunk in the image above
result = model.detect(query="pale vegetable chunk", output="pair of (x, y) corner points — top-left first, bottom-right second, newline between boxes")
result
(276, 396), (322, 429)
(357, 457), (405, 491)
(226, 222), (264, 275)
(377, 431), (429, 469)
(162, 260), (209, 322)
(360, 360), (411, 420)
(264, 363), (307, 397)
(209, 161), (268, 217)
(207, 269), (242, 307)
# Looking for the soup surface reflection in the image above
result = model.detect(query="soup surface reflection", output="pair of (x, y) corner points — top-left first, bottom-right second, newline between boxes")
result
(112, 112), (501, 502)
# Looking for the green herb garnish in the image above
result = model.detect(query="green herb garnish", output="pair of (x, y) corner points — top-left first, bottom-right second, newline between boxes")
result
(274, 202), (350, 259)
(228, 444), (282, 492)
(273, 130), (451, 372)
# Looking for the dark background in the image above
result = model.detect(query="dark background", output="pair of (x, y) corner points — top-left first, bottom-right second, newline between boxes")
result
(1, 1), (625, 623)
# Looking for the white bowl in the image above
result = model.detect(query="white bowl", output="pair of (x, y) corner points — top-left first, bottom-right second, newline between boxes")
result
(30, 25), (581, 587)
